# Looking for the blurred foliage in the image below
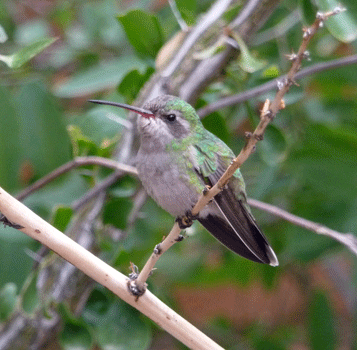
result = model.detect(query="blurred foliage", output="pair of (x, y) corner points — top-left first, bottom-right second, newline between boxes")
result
(0, 0), (357, 349)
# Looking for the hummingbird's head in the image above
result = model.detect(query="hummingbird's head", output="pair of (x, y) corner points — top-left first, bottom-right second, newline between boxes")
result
(138, 95), (203, 142)
(89, 95), (203, 146)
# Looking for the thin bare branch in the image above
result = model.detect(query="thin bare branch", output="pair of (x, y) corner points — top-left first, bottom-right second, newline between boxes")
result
(71, 170), (123, 211)
(162, 0), (234, 79)
(197, 53), (357, 118)
(248, 198), (357, 255)
(132, 223), (182, 293)
(168, 0), (189, 32)
(16, 156), (137, 202)
(251, 9), (301, 46)
(229, 0), (261, 29)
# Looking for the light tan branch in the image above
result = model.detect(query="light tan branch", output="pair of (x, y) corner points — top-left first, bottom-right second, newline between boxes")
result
(0, 186), (223, 350)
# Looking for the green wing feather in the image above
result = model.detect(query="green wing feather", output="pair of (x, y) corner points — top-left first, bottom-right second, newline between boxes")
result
(192, 135), (278, 265)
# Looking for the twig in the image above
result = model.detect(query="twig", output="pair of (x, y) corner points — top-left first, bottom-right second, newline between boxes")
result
(251, 9), (301, 46)
(133, 8), (344, 293)
(16, 156), (137, 202)
(197, 53), (357, 118)
(228, 0), (261, 29)
(162, 0), (234, 78)
(131, 223), (182, 293)
(248, 198), (357, 255)
(71, 170), (123, 211)
(0, 186), (224, 350)
(168, 0), (189, 32)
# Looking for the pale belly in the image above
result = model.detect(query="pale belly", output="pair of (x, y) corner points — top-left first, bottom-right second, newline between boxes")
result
(136, 152), (203, 217)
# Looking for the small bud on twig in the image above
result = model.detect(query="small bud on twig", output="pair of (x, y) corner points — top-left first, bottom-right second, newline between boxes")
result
(285, 52), (298, 61)
(302, 50), (311, 61)
(277, 79), (284, 90)
(245, 131), (253, 139)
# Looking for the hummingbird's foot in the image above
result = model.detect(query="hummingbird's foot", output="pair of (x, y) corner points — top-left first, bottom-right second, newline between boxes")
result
(127, 279), (147, 299)
(128, 262), (139, 280)
(127, 262), (156, 299)
(176, 211), (198, 229)
(153, 244), (162, 255)
(175, 234), (185, 242)
(176, 216), (191, 229)
(202, 185), (211, 195)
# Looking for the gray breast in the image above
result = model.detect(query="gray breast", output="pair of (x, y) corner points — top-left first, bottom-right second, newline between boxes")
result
(136, 151), (201, 217)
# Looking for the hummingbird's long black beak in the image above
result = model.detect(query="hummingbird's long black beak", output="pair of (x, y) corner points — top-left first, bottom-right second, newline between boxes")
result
(88, 99), (154, 118)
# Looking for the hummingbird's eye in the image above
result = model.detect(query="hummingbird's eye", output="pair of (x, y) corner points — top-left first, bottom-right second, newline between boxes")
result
(165, 114), (176, 122)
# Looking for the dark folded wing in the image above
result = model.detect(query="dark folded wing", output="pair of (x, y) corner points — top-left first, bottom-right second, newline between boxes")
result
(193, 141), (278, 265)
(198, 213), (267, 263)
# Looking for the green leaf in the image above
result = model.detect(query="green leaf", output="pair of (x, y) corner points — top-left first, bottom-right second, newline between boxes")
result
(193, 39), (226, 60)
(109, 175), (138, 198)
(103, 198), (133, 230)
(75, 107), (124, 148)
(60, 321), (93, 350)
(82, 288), (110, 325)
(308, 290), (337, 350)
(22, 274), (39, 314)
(95, 302), (151, 350)
(0, 37), (57, 69)
(51, 206), (73, 232)
(0, 283), (17, 320)
(53, 57), (147, 97)
(235, 34), (266, 73)
(175, 0), (197, 25)
(117, 9), (164, 58)
(118, 67), (155, 103)
(291, 124), (357, 201)
(315, 0), (357, 42)
(23, 172), (89, 219)
(258, 124), (288, 166)
(202, 112), (230, 145)
(67, 125), (99, 157)
(0, 86), (22, 190)
(256, 338), (286, 350)
(299, 0), (318, 25)
(15, 81), (71, 179)
(262, 65), (280, 78)
(283, 227), (337, 262)
(0, 24), (8, 43)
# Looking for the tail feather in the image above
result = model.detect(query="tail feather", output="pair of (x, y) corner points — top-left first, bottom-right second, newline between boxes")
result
(198, 215), (267, 263)
(198, 192), (278, 266)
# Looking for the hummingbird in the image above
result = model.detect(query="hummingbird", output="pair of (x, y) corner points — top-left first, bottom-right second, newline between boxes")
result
(89, 95), (278, 266)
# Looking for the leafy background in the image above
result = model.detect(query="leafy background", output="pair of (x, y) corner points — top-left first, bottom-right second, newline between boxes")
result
(0, 0), (357, 349)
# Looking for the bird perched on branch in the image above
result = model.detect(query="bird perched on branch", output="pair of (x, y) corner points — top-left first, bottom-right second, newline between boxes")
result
(90, 95), (278, 266)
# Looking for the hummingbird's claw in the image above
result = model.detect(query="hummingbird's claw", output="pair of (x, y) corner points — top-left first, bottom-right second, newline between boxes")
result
(128, 262), (139, 280)
(153, 244), (162, 255)
(127, 279), (147, 299)
(127, 263), (155, 299)
(203, 185), (211, 195)
(175, 234), (185, 242)
(176, 211), (198, 229)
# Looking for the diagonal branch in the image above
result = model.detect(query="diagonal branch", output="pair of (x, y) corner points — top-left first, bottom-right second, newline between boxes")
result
(0, 186), (224, 350)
